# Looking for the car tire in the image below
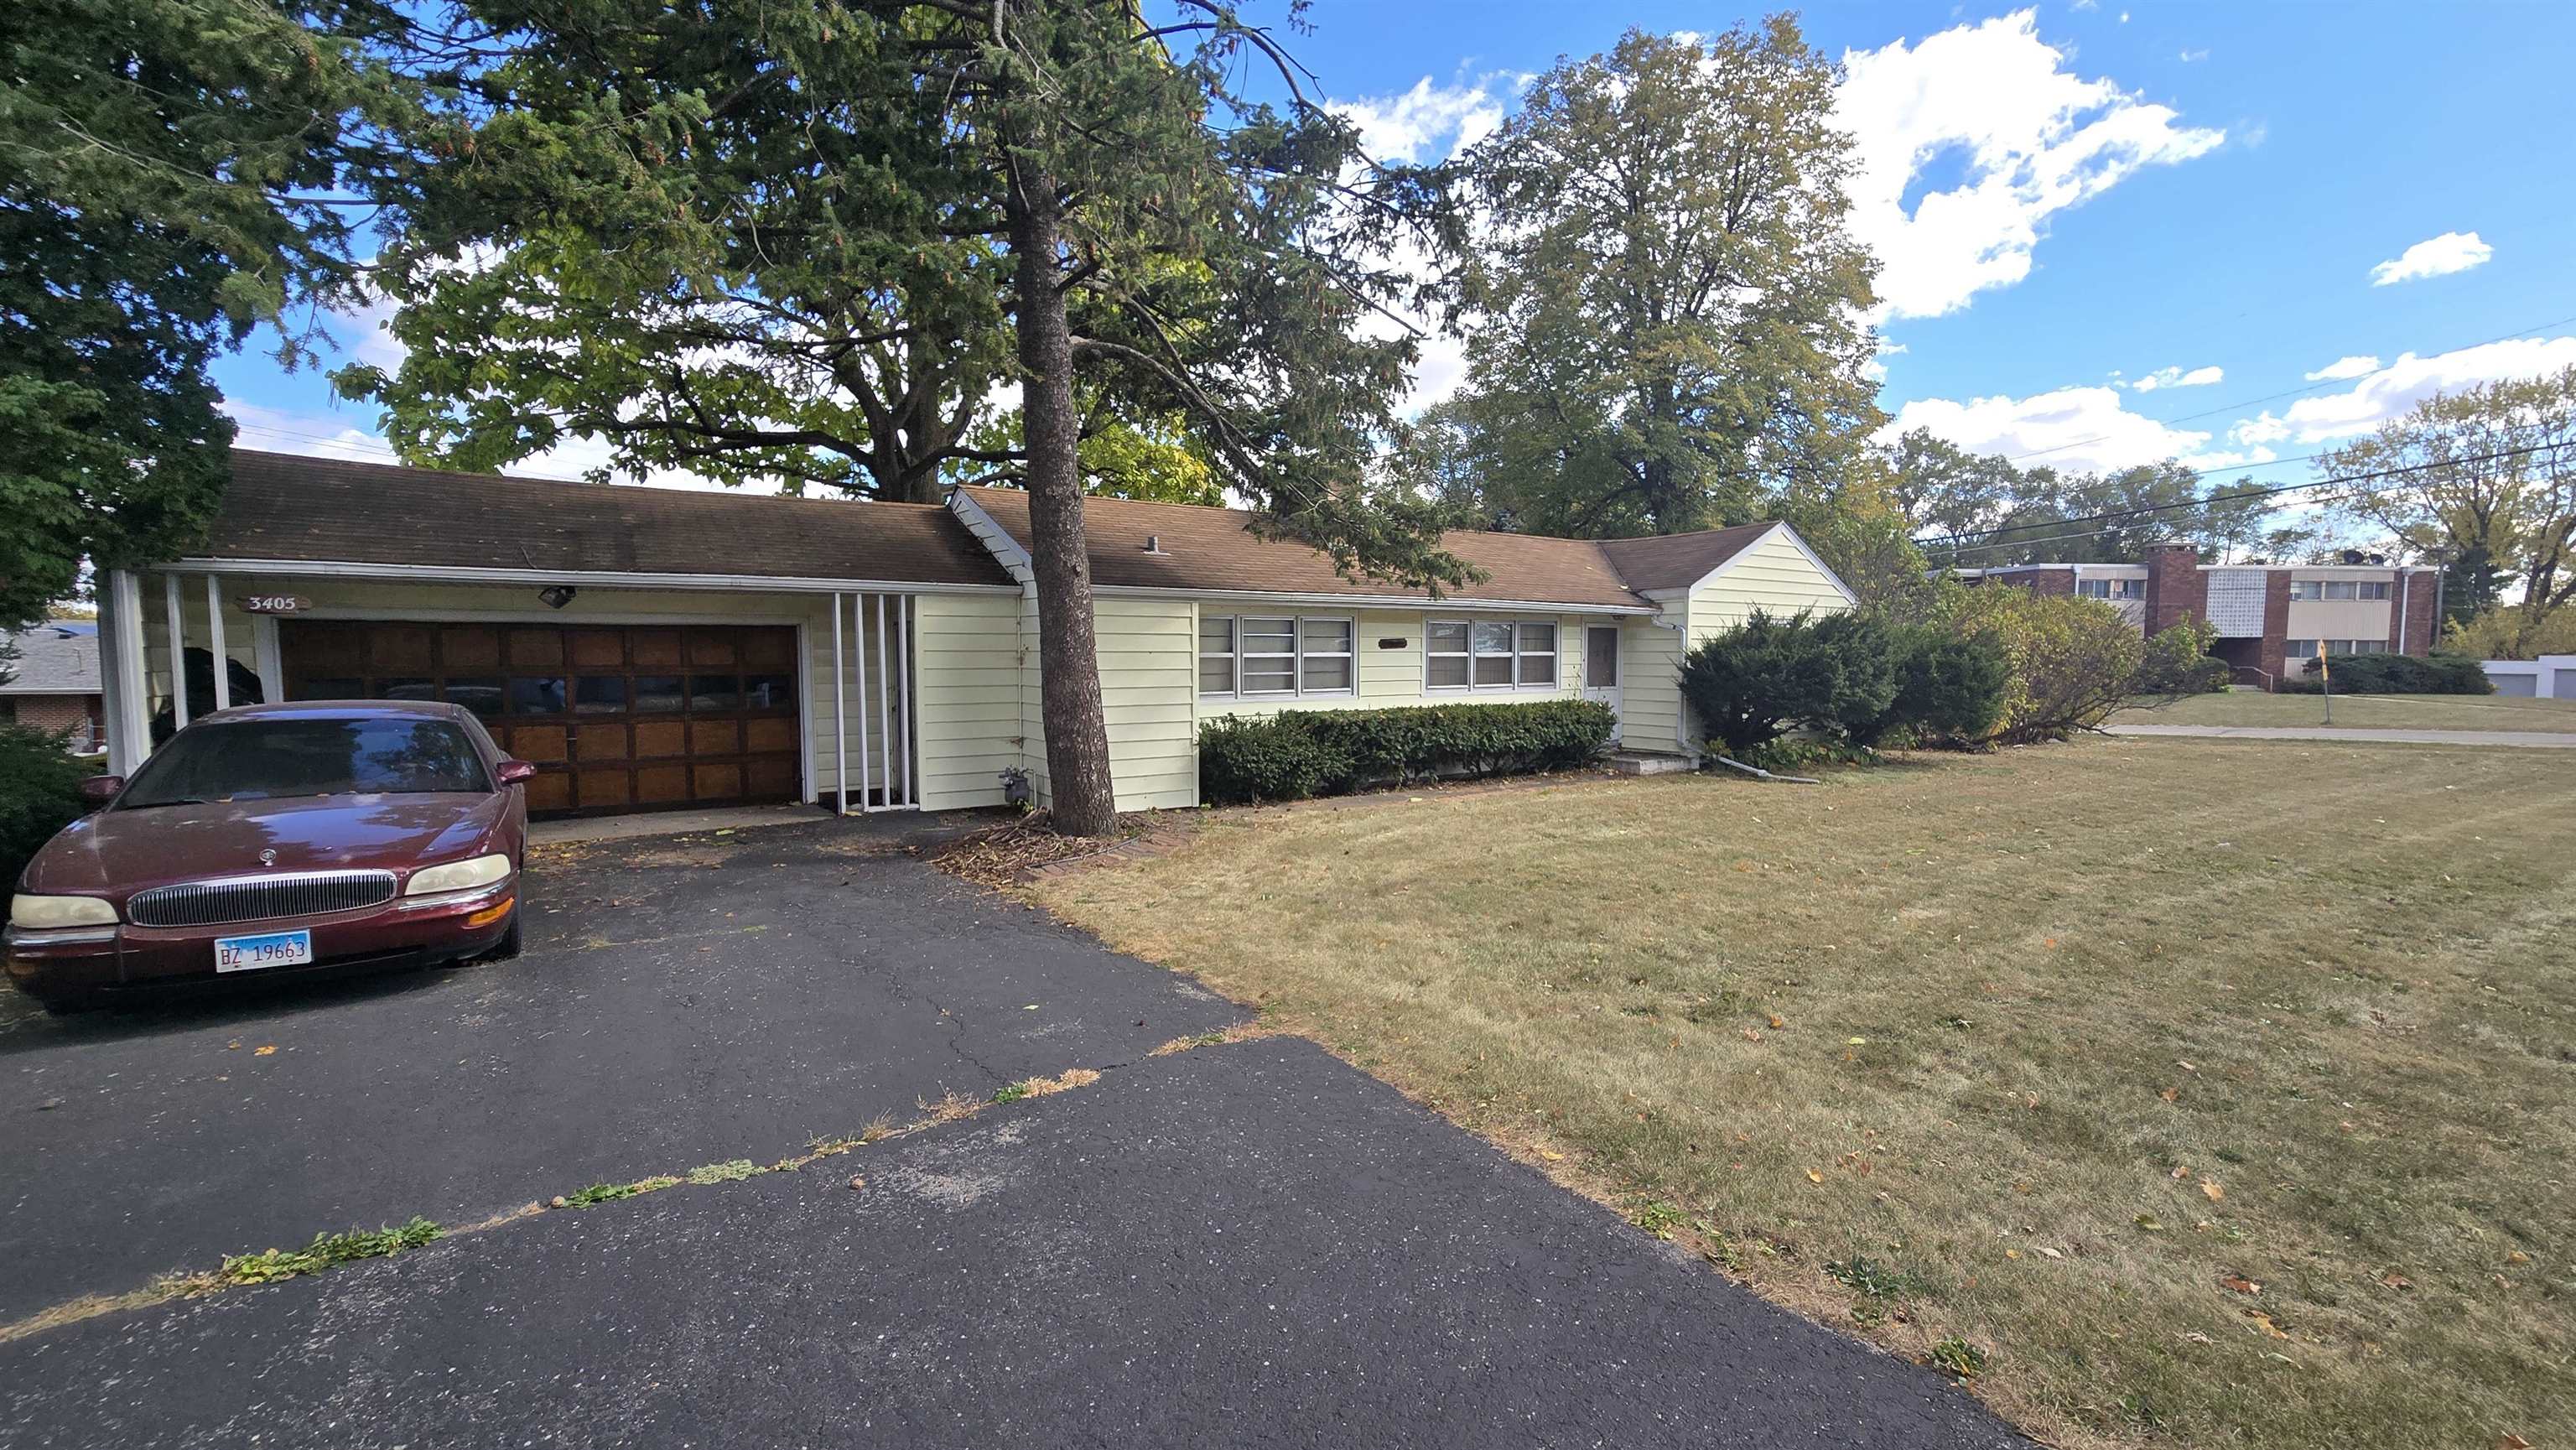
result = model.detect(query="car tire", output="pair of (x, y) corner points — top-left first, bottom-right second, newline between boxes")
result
(485, 908), (523, 962)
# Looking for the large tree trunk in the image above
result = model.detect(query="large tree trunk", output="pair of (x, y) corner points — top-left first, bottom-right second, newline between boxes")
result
(1008, 162), (1121, 838)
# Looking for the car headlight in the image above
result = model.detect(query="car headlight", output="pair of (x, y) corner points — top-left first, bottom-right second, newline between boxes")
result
(9, 894), (118, 930)
(404, 854), (515, 897)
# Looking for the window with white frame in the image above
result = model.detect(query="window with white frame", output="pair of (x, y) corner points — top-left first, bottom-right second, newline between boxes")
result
(2283, 637), (2317, 660)
(1300, 617), (1354, 693)
(2288, 579), (2322, 601)
(2355, 580), (2392, 600)
(2077, 578), (2144, 600)
(1425, 621), (1470, 689)
(1518, 622), (1557, 685)
(1197, 614), (1357, 698)
(1429, 618), (1561, 691)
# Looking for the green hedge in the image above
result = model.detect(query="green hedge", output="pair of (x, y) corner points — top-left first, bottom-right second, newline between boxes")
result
(2275, 652), (2492, 695)
(0, 722), (91, 891)
(1199, 699), (1617, 805)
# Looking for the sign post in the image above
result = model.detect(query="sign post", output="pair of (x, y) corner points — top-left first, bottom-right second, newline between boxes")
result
(2318, 639), (2332, 725)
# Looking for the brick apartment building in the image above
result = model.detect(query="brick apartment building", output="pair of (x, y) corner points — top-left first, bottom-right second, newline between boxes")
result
(1954, 545), (2439, 690)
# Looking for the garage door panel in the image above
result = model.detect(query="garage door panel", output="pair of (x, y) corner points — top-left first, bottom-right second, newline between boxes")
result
(634, 721), (688, 758)
(506, 629), (564, 669)
(283, 620), (805, 819)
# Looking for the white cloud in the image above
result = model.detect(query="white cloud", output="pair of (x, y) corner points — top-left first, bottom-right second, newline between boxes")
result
(2230, 335), (2576, 448)
(2303, 355), (2381, 382)
(2128, 363), (2223, 392)
(2178, 48), (2209, 62)
(1836, 10), (2225, 320)
(1332, 75), (1513, 165)
(2368, 231), (2491, 287)
(1883, 384), (2224, 474)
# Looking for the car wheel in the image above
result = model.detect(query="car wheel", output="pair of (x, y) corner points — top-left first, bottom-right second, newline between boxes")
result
(484, 907), (523, 962)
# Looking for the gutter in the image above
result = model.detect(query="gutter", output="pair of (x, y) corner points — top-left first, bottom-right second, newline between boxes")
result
(172, 558), (1017, 596)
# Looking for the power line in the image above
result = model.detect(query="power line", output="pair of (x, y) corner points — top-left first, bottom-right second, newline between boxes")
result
(1993, 306), (2576, 467)
(1926, 440), (2553, 559)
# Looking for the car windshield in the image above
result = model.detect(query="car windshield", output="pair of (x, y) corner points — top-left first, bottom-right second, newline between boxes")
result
(118, 718), (491, 808)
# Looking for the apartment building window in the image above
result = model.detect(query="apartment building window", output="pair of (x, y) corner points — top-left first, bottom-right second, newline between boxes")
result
(2283, 637), (2315, 659)
(2292, 579), (2390, 601)
(2288, 580), (2323, 601)
(2355, 581), (2392, 600)
(2288, 638), (2390, 663)
(1199, 614), (1357, 699)
(2076, 578), (2144, 600)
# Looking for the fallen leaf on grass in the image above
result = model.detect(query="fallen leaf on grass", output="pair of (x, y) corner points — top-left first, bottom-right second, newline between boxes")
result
(2171, 1164), (2191, 1180)
(1805, 1169), (1824, 1184)
(2220, 1274), (2262, 1296)
(2501, 1435), (2532, 1449)
(1768, 1015), (1785, 1030)
(2246, 1310), (2291, 1339)
(2004, 1249), (2021, 1260)
(2201, 1178), (2225, 1202)
(2036, 1245), (2064, 1260)
(2159, 1086), (2180, 1104)
(2179, 1331), (2212, 1344)
(1741, 1029), (1762, 1042)
(253, 1046), (278, 1058)
(2380, 1271), (2414, 1290)
(1538, 1150), (1565, 1162)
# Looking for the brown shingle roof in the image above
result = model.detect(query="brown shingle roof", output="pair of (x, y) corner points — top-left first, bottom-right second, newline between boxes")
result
(201, 451), (1015, 589)
(958, 488), (1750, 610)
(1595, 523), (1779, 593)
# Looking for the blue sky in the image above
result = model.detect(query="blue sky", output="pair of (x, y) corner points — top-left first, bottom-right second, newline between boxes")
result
(220, 2), (2576, 498)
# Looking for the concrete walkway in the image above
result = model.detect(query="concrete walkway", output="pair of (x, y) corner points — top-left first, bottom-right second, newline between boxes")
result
(2106, 723), (2576, 748)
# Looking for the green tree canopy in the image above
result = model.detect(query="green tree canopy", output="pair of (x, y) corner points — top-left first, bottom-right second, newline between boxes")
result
(0, 0), (407, 626)
(1440, 22), (1883, 539)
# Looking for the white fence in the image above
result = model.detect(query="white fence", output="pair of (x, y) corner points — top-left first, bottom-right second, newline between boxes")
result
(2480, 654), (2576, 699)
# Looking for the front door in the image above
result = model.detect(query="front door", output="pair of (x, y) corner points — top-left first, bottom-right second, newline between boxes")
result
(1582, 626), (1622, 742)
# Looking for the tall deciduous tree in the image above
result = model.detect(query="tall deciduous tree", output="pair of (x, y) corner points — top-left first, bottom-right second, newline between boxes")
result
(0, 0), (404, 626)
(363, 0), (1467, 834)
(2321, 367), (2576, 651)
(1446, 22), (1883, 538)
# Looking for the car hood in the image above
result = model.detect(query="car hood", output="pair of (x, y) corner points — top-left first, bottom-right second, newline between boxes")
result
(21, 793), (510, 897)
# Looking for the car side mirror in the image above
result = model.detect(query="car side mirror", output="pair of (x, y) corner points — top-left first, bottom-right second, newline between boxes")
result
(79, 775), (124, 805)
(495, 760), (538, 787)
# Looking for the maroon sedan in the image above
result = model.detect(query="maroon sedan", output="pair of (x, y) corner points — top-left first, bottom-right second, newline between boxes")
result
(6, 700), (534, 1012)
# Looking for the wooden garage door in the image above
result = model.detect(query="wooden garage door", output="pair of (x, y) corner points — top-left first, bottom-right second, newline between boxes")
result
(281, 621), (802, 816)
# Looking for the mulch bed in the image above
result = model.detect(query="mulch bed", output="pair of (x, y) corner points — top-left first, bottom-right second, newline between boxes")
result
(930, 810), (1191, 888)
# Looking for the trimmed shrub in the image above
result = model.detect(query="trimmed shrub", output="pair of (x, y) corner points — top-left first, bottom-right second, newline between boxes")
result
(1680, 609), (1898, 756)
(1845, 624), (2010, 748)
(0, 721), (91, 891)
(2275, 652), (2493, 695)
(1197, 699), (1616, 805)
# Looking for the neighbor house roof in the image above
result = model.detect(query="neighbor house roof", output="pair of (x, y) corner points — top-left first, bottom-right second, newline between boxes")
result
(0, 622), (103, 695)
(955, 488), (1781, 611)
(198, 451), (1017, 589)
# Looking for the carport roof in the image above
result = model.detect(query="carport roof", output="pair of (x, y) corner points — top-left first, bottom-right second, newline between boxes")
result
(200, 451), (1017, 589)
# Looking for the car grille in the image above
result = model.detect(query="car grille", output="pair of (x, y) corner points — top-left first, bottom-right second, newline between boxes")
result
(125, 871), (400, 928)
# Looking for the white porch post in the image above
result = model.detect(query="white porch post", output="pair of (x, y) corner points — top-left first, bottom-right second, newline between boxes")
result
(204, 574), (230, 710)
(875, 593), (891, 811)
(830, 590), (848, 815)
(162, 572), (190, 727)
(896, 595), (912, 807)
(852, 593), (871, 808)
(101, 569), (152, 775)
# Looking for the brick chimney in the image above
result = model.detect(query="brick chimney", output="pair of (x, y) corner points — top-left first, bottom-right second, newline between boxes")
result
(2142, 544), (2207, 635)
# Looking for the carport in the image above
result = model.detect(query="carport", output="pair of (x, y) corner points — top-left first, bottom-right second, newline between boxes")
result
(97, 452), (1026, 819)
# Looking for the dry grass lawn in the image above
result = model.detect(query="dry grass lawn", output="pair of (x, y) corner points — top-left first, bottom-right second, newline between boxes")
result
(2114, 689), (2576, 733)
(1034, 741), (2576, 1450)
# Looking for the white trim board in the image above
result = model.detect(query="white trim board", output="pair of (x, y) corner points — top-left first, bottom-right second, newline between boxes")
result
(174, 557), (1016, 596)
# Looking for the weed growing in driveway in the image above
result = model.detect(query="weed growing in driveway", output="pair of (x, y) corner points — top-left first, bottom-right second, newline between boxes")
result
(220, 1218), (442, 1285)
(684, 1159), (760, 1186)
(991, 1082), (1031, 1104)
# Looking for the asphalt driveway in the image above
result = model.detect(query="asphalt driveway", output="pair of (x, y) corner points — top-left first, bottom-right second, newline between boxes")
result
(1, 817), (2023, 1448)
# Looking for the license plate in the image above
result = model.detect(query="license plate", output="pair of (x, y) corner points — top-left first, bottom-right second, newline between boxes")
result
(215, 929), (314, 974)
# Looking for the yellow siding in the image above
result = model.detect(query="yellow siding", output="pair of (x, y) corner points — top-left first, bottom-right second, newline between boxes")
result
(911, 592), (1025, 811)
(1684, 528), (1852, 635)
(1017, 592), (1199, 813)
(1617, 611), (1688, 754)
